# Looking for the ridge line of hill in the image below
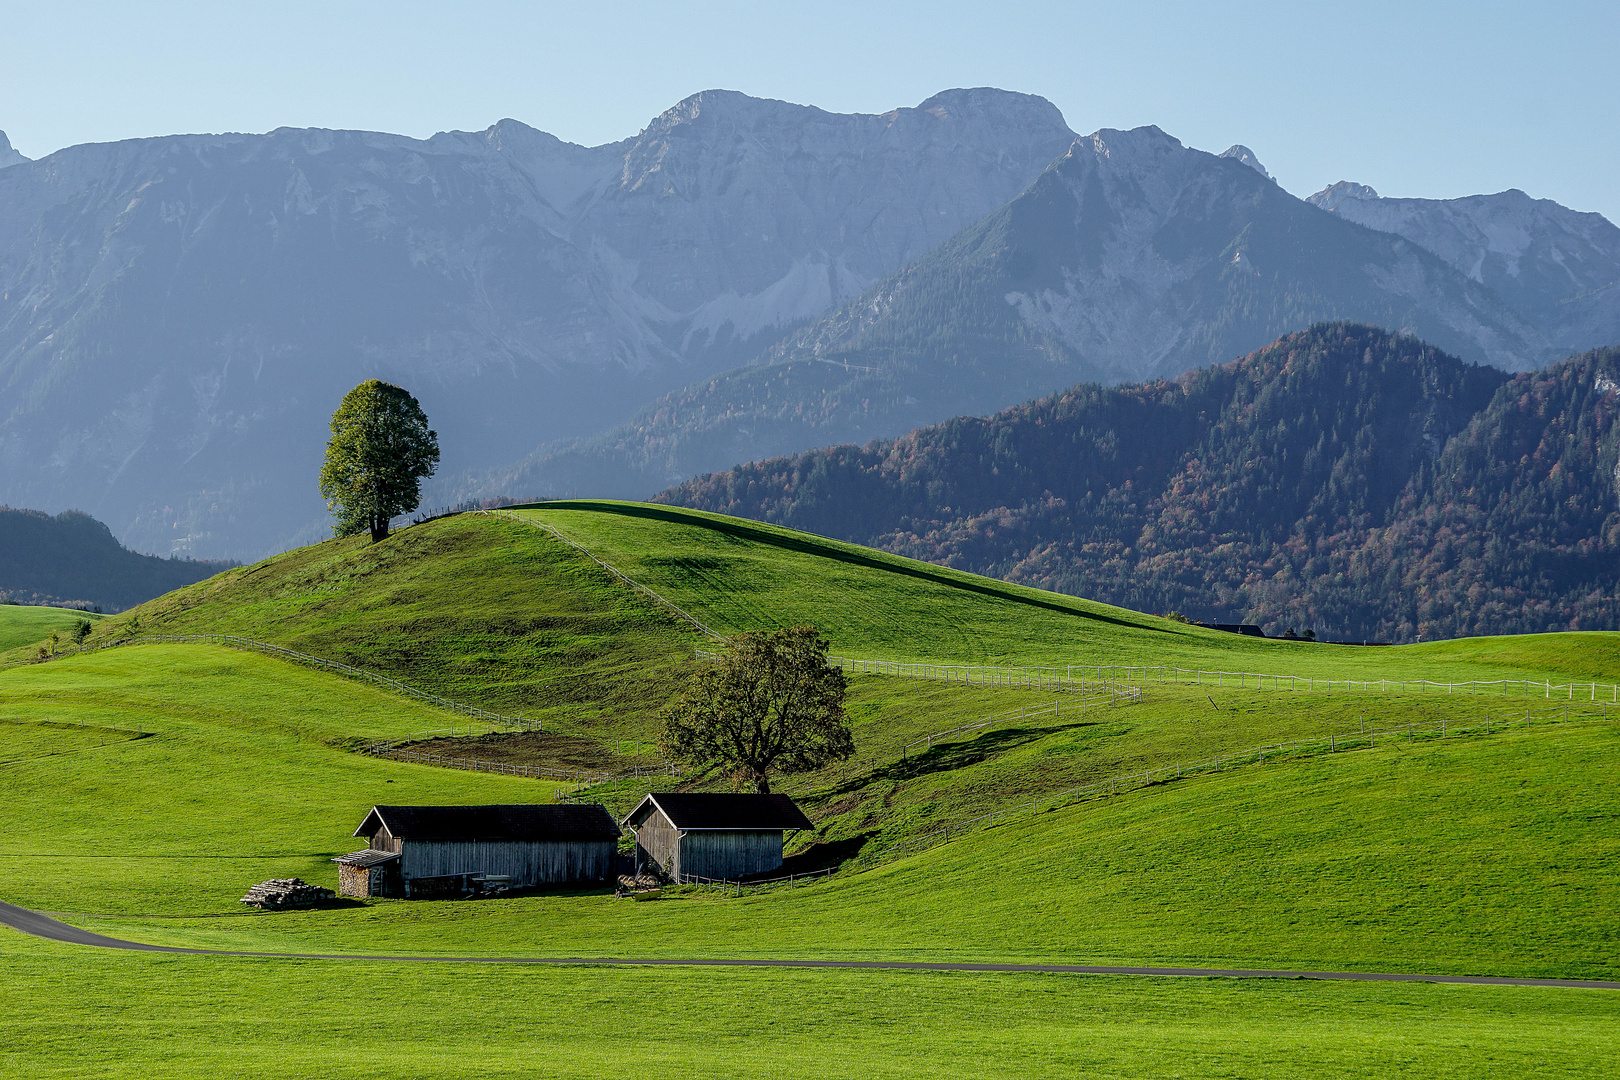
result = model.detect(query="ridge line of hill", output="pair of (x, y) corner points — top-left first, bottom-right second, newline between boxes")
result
(519, 501), (1152, 634)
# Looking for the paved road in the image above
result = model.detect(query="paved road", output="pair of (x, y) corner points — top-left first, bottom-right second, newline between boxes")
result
(3, 900), (1615, 989)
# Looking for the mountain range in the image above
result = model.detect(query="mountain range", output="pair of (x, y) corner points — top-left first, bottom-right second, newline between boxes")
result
(477, 129), (1618, 506)
(2, 89), (1616, 561)
(657, 323), (1620, 642)
(0, 89), (1073, 558)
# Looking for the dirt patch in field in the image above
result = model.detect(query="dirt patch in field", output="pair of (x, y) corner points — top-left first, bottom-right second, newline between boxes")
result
(407, 731), (643, 772)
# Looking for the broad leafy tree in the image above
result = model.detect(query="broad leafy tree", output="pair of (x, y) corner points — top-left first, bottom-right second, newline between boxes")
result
(660, 625), (852, 794)
(318, 380), (440, 542)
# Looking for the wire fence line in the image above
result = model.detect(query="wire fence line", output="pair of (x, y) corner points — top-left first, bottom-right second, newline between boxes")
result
(797, 653), (1620, 702)
(823, 655), (1138, 693)
(480, 509), (723, 640)
(360, 743), (614, 783)
(1148, 665), (1620, 700)
(675, 867), (836, 897)
(554, 760), (685, 804)
(846, 701), (1616, 873)
(29, 633), (538, 732)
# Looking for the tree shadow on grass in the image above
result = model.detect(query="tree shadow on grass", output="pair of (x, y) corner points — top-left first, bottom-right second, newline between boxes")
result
(808, 721), (1100, 804)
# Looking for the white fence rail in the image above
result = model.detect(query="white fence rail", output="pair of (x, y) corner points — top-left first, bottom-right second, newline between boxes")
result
(793, 652), (1620, 702)
(1069, 663), (1620, 700)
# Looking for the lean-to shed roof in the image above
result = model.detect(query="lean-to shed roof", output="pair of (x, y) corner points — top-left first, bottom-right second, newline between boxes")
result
(624, 792), (813, 832)
(331, 849), (401, 868)
(354, 804), (620, 842)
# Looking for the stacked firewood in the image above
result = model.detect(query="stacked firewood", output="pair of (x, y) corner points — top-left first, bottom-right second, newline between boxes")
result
(240, 877), (336, 909)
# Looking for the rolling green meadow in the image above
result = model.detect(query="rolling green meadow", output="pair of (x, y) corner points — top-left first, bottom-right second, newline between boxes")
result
(1, 504), (1616, 1077)
(0, 604), (98, 653)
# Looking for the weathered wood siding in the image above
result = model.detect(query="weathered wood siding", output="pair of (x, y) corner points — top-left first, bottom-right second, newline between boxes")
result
(398, 840), (614, 885)
(370, 827), (400, 854)
(635, 814), (684, 879)
(680, 830), (783, 880)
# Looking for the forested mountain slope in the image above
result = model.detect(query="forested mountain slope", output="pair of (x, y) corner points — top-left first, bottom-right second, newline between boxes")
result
(657, 324), (1620, 641)
(0, 507), (231, 611)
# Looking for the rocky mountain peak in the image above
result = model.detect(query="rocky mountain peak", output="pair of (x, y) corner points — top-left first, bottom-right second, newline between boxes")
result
(1307, 180), (1380, 211)
(1306, 181), (1620, 353)
(1219, 144), (1271, 180)
(909, 87), (1070, 128)
(0, 130), (29, 169)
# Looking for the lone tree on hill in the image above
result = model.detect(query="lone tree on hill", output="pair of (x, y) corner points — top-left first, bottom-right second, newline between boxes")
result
(318, 380), (440, 542)
(659, 625), (853, 794)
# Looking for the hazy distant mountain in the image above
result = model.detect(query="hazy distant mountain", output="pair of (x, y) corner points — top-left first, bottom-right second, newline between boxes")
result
(484, 127), (1557, 502)
(1218, 144), (1271, 178)
(0, 507), (230, 612)
(0, 90), (1075, 558)
(0, 131), (26, 169)
(658, 324), (1620, 642)
(1309, 181), (1620, 355)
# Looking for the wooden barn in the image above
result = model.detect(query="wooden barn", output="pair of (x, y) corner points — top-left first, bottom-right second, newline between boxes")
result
(623, 793), (813, 883)
(333, 803), (620, 898)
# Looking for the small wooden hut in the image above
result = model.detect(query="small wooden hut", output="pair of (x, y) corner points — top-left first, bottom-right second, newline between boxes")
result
(623, 793), (813, 883)
(333, 803), (620, 898)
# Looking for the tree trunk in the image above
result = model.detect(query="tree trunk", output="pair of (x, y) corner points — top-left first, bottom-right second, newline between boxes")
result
(751, 771), (772, 795)
(369, 515), (390, 543)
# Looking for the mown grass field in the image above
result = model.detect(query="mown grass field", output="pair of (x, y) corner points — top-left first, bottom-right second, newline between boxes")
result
(4, 937), (1614, 1080)
(37, 718), (1615, 982)
(0, 604), (98, 653)
(55, 514), (699, 735)
(1, 502), (1615, 1078)
(0, 645), (569, 917)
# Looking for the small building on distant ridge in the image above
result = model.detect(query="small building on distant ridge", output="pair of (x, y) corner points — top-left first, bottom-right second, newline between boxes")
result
(333, 803), (620, 899)
(623, 792), (813, 883)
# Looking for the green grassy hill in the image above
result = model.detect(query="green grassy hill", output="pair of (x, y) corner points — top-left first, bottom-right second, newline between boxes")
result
(510, 501), (1620, 682)
(0, 644), (571, 917)
(2, 501), (1615, 1077)
(0, 604), (99, 653)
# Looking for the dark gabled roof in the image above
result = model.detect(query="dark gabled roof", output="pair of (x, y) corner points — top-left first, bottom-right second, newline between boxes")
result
(354, 804), (620, 842)
(624, 793), (813, 832)
(331, 849), (401, 868)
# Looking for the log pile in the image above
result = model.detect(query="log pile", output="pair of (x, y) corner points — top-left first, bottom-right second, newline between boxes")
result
(240, 877), (336, 909)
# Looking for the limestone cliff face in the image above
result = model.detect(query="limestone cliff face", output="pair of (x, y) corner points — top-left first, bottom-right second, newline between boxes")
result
(1309, 182), (1620, 354)
(0, 91), (1075, 557)
(0, 131), (26, 169)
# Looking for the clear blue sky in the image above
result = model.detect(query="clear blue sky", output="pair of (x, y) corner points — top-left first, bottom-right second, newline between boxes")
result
(4, 1), (1616, 220)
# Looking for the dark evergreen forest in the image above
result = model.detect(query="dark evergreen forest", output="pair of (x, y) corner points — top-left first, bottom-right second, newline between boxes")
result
(658, 324), (1620, 642)
(0, 508), (233, 612)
